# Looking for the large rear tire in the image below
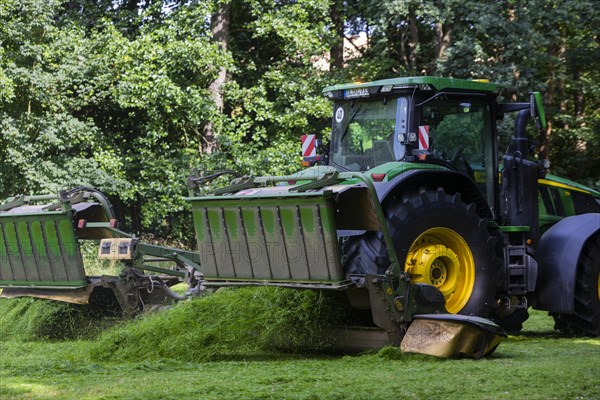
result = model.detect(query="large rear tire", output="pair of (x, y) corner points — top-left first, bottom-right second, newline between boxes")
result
(344, 188), (500, 316)
(552, 233), (600, 336)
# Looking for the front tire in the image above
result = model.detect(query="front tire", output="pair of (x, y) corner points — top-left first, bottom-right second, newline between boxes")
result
(344, 188), (500, 316)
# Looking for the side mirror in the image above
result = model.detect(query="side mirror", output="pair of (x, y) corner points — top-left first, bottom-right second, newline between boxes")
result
(529, 92), (547, 131)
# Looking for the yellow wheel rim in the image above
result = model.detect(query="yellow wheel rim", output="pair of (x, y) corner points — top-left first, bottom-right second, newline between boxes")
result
(405, 227), (475, 314)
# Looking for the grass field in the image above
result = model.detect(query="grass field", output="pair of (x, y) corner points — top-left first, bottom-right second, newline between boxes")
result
(1, 294), (599, 400)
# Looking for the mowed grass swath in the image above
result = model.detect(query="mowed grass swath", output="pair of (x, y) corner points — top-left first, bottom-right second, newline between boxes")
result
(1, 296), (599, 399)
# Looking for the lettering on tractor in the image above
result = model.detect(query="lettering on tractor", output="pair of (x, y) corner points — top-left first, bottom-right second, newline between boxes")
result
(1, 77), (599, 358)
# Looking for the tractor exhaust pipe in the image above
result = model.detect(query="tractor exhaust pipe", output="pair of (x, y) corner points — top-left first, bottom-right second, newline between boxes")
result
(512, 109), (531, 156)
(501, 109), (540, 240)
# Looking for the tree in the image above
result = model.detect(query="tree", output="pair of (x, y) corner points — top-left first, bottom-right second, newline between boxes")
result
(329, 0), (344, 71)
(1, 0), (597, 245)
(202, 0), (231, 154)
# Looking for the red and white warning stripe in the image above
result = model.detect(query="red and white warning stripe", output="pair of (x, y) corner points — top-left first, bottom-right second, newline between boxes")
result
(418, 125), (429, 150)
(301, 134), (316, 157)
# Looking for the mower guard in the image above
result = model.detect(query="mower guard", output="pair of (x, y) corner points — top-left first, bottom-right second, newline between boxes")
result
(401, 314), (506, 359)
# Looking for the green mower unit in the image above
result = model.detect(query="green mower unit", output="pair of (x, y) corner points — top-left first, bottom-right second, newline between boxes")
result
(2, 76), (599, 358)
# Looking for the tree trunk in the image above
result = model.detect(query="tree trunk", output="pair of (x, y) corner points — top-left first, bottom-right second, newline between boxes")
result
(573, 70), (585, 118)
(329, 0), (344, 71)
(399, 31), (408, 71)
(540, 87), (553, 160)
(434, 22), (452, 61)
(539, 42), (566, 160)
(408, 7), (419, 73)
(202, 1), (231, 155)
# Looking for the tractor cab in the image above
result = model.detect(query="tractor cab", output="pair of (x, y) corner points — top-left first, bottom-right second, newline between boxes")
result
(323, 77), (501, 210)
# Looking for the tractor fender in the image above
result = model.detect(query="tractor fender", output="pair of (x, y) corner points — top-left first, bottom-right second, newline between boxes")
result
(337, 169), (490, 238)
(374, 169), (492, 218)
(532, 213), (600, 313)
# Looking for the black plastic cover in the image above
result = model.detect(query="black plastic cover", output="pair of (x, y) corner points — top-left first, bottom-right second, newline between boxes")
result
(532, 213), (600, 313)
(501, 155), (540, 240)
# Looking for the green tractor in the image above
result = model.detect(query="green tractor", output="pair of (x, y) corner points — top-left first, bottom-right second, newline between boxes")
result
(316, 77), (600, 336)
(1, 76), (599, 357)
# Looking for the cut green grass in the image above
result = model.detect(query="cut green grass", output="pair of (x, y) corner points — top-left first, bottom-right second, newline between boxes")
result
(0, 297), (120, 341)
(89, 287), (356, 362)
(1, 311), (599, 400)
(1, 293), (599, 399)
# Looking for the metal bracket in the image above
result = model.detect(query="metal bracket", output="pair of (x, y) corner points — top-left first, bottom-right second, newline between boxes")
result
(213, 176), (258, 195)
(291, 171), (341, 192)
(365, 274), (406, 345)
(0, 195), (25, 211)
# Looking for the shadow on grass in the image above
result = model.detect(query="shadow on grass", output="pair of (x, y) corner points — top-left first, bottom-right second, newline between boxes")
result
(507, 330), (563, 339)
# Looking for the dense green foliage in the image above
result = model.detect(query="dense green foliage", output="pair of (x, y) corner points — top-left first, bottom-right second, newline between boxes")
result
(1, 0), (598, 241)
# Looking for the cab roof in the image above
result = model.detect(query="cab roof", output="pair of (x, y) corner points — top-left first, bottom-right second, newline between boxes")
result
(322, 76), (500, 98)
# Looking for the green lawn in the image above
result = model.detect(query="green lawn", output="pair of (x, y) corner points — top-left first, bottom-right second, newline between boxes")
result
(1, 308), (599, 400)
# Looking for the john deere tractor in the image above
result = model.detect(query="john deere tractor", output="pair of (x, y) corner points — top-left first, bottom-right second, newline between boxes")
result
(316, 77), (599, 336)
(1, 76), (599, 357)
